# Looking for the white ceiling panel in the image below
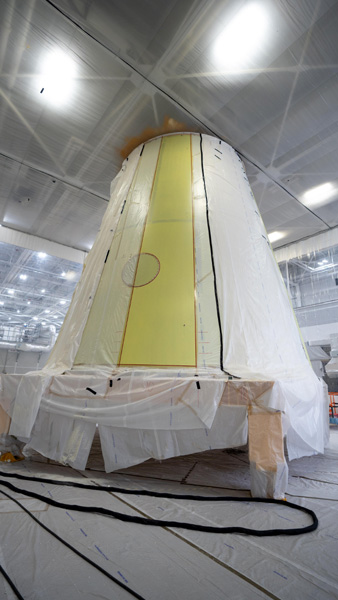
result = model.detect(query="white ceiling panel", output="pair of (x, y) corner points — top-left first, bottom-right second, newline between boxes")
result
(1, 0), (338, 257)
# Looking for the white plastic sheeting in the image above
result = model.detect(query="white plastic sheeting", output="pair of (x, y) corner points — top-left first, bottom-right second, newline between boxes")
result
(0, 133), (329, 499)
(0, 431), (337, 600)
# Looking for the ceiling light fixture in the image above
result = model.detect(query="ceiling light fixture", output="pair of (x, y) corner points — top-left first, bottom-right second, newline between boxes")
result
(19, 274), (27, 280)
(8, 289), (14, 295)
(302, 182), (336, 207)
(64, 270), (76, 281)
(41, 289), (45, 293)
(60, 300), (66, 305)
(38, 252), (47, 258)
(268, 231), (286, 243)
(37, 50), (77, 106)
(213, 3), (269, 70)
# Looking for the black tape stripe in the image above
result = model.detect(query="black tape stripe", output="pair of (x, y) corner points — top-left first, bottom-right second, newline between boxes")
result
(86, 387), (97, 395)
(120, 199), (127, 214)
(199, 134), (224, 374)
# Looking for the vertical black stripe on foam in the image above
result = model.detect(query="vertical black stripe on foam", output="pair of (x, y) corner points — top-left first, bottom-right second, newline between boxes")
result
(199, 134), (224, 373)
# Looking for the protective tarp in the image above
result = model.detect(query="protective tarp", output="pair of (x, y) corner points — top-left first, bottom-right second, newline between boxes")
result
(0, 133), (329, 499)
(0, 430), (337, 599)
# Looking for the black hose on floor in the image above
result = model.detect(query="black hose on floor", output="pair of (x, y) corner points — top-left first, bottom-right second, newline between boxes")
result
(0, 473), (318, 535)
(0, 470), (318, 600)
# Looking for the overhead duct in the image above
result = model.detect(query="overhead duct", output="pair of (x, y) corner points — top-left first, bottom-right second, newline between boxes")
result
(0, 324), (56, 352)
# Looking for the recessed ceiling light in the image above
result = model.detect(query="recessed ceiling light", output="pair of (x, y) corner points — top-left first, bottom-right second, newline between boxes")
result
(45, 309), (50, 313)
(64, 270), (76, 280)
(60, 300), (66, 305)
(268, 231), (286, 243)
(38, 50), (77, 106)
(42, 321), (46, 325)
(27, 301), (31, 305)
(213, 3), (269, 70)
(302, 182), (336, 207)
(38, 252), (47, 258)
(33, 317), (38, 321)
(41, 289), (45, 293)
(17, 310), (20, 313)
(8, 317), (11, 321)
(53, 315), (57, 318)
(61, 272), (66, 277)
(0, 301), (4, 306)
(19, 274), (27, 280)
(8, 289), (14, 295)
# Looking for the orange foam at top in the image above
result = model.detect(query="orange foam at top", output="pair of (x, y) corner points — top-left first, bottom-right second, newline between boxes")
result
(119, 116), (196, 159)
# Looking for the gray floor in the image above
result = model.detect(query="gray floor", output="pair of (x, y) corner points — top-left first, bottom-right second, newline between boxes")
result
(0, 428), (337, 599)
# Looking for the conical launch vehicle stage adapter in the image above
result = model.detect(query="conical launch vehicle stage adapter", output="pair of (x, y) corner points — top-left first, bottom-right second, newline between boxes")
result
(1, 133), (328, 498)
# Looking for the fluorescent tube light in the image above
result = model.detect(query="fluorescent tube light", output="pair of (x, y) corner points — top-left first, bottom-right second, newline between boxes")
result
(302, 182), (336, 207)
(268, 231), (286, 243)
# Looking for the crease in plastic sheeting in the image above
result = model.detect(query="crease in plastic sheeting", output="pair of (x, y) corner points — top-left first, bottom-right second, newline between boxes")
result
(0, 405), (10, 436)
(98, 404), (248, 472)
(191, 134), (221, 369)
(37, 375), (225, 430)
(60, 421), (97, 470)
(27, 410), (97, 471)
(201, 136), (313, 381)
(9, 373), (51, 439)
(44, 146), (142, 374)
(277, 377), (329, 460)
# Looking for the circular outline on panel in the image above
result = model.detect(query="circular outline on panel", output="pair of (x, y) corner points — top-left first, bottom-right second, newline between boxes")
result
(122, 252), (161, 288)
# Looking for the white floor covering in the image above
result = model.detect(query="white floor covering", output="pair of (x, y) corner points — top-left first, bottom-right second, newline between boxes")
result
(0, 428), (337, 600)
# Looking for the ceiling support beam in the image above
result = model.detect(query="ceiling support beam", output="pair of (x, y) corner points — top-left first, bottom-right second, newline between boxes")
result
(0, 226), (87, 264)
